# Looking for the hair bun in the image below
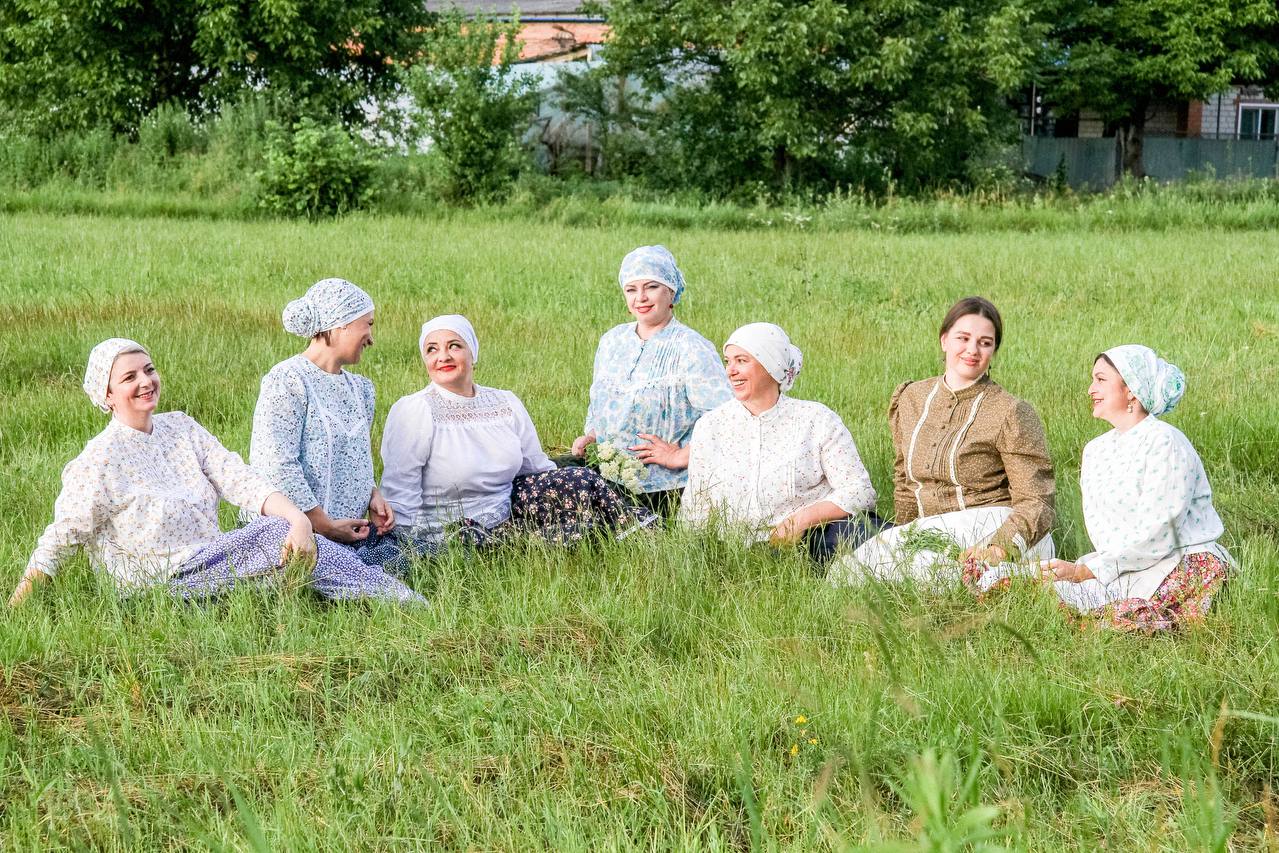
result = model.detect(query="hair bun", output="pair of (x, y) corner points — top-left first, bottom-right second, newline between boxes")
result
(282, 297), (318, 338)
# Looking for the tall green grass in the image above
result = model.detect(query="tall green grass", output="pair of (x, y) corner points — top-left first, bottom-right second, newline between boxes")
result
(0, 212), (1276, 848)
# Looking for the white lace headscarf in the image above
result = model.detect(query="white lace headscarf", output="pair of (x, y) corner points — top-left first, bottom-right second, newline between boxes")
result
(282, 278), (374, 338)
(83, 338), (149, 412)
(419, 314), (480, 364)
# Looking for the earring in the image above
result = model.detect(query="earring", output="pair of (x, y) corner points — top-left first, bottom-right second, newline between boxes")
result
(1126, 400), (1133, 414)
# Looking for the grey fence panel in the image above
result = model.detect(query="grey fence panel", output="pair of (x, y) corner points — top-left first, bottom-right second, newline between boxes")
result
(1021, 137), (1116, 188)
(1022, 136), (1279, 188)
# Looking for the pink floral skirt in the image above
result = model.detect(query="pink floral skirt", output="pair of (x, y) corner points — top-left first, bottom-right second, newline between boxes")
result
(1102, 552), (1230, 633)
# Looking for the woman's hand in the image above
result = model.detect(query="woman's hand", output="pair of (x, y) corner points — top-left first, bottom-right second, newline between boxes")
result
(629, 434), (689, 471)
(571, 432), (597, 458)
(280, 517), (318, 566)
(1041, 559), (1095, 583)
(768, 513), (806, 546)
(8, 569), (49, 608)
(369, 489), (395, 534)
(959, 544), (1007, 565)
(322, 518), (372, 544)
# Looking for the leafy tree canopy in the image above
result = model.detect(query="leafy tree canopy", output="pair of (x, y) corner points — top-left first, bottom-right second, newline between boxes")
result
(0, 0), (434, 135)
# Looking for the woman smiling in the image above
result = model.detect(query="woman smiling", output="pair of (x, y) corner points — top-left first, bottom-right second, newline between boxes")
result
(832, 296), (1056, 586)
(572, 246), (731, 516)
(9, 339), (424, 606)
(380, 315), (655, 545)
(679, 323), (882, 563)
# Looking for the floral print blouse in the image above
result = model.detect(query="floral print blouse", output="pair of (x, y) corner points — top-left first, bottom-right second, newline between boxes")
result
(26, 413), (277, 589)
(585, 318), (731, 493)
(680, 395), (877, 541)
(1077, 415), (1231, 601)
(248, 354), (376, 521)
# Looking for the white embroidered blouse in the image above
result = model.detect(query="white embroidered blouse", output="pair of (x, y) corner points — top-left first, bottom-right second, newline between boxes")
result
(25, 412), (278, 589)
(1072, 415), (1231, 603)
(379, 384), (556, 535)
(679, 395), (877, 541)
(247, 354), (376, 522)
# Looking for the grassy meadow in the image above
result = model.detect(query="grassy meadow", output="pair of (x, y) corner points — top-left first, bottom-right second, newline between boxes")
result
(0, 208), (1278, 849)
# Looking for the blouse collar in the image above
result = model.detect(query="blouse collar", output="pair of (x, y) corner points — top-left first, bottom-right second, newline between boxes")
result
(938, 373), (995, 402)
(733, 393), (790, 422)
(630, 316), (684, 343)
(429, 382), (481, 402)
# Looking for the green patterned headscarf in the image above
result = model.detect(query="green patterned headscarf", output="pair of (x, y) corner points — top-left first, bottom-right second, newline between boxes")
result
(1104, 344), (1185, 417)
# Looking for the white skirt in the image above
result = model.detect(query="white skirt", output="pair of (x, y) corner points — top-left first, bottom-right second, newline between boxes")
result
(828, 506), (1054, 586)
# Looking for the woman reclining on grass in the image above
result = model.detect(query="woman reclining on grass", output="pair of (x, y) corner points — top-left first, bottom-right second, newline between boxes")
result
(379, 315), (655, 547)
(830, 296), (1056, 586)
(9, 338), (425, 607)
(678, 322), (884, 564)
(1033, 346), (1233, 632)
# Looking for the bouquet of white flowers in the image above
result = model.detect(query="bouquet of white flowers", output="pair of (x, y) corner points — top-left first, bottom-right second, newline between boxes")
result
(586, 440), (648, 493)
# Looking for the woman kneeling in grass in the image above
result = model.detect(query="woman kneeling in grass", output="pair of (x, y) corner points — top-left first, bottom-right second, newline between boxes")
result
(571, 245), (731, 517)
(679, 323), (883, 564)
(9, 339), (425, 607)
(830, 296), (1056, 586)
(1038, 346), (1233, 632)
(379, 315), (655, 546)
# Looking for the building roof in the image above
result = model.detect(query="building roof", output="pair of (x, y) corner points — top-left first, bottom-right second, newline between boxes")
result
(425, 1), (593, 15)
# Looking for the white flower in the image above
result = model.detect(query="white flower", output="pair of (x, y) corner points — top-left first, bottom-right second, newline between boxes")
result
(600, 460), (620, 481)
(597, 442), (618, 462)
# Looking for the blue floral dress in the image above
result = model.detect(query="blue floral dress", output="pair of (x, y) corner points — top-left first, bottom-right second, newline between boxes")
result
(585, 318), (731, 493)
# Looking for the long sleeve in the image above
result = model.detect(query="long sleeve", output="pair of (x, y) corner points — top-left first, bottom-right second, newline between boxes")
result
(583, 334), (609, 435)
(678, 418), (713, 526)
(189, 415), (276, 514)
(989, 400), (1056, 554)
(25, 456), (108, 577)
(816, 415), (877, 514)
(509, 393), (556, 475)
(250, 369), (320, 512)
(682, 337), (732, 426)
(888, 383), (919, 525)
(1080, 430), (1207, 586)
(379, 395), (435, 525)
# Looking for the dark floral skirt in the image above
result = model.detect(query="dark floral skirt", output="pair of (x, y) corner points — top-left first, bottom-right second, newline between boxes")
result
(506, 467), (656, 545)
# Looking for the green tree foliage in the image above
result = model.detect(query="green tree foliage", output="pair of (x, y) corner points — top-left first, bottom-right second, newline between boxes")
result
(1044, 0), (1279, 177)
(255, 117), (375, 218)
(0, 0), (432, 136)
(402, 11), (538, 202)
(595, 0), (1047, 195)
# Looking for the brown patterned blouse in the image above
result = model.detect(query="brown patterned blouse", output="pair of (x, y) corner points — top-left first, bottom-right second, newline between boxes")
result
(888, 375), (1055, 556)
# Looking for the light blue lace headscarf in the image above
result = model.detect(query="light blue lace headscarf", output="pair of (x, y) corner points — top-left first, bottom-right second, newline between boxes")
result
(282, 278), (374, 338)
(618, 245), (686, 305)
(1104, 344), (1186, 417)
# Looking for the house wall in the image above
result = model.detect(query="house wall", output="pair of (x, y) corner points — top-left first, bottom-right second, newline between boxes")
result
(1195, 86), (1279, 138)
(1076, 103), (1181, 138)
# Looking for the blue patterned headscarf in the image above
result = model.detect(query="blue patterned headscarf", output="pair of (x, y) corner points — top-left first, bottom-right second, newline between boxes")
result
(618, 245), (685, 305)
(1104, 344), (1186, 417)
(282, 278), (374, 338)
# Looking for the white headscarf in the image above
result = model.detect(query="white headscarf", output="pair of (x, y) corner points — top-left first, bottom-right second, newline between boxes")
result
(1103, 344), (1186, 417)
(419, 314), (480, 364)
(725, 323), (804, 392)
(83, 338), (149, 413)
(282, 278), (374, 338)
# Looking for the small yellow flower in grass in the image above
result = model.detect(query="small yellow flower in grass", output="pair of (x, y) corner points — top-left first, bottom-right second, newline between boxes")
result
(789, 743), (799, 757)
(794, 715), (807, 725)
(808, 738), (818, 746)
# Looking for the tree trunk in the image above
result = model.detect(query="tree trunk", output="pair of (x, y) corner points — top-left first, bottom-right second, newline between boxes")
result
(1116, 102), (1148, 179)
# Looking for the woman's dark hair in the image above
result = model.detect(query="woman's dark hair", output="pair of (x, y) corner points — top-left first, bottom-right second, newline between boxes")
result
(315, 329), (333, 345)
(1094, 353), (1117, 371)
(939, 296), (1003, 350)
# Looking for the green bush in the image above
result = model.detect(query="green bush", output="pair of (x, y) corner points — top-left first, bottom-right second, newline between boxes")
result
(255, 118), (376, 218)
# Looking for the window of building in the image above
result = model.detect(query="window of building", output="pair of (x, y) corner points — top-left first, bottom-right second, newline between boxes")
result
(1239, 105), (1278, 140)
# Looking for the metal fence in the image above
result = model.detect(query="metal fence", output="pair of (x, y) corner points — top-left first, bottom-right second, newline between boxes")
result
(1021, 136), (1279, 188)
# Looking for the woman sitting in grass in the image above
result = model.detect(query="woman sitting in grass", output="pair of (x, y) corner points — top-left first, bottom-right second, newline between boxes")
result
(571, 245), (731, 517)
(380, 315), (655, 546)
(679, 323), (882, 564)
(830, 296), (1055, 586)
(9, 339), (425, 607)
(1038, 346), (1233, 632)
(246, 278), (418, 572)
